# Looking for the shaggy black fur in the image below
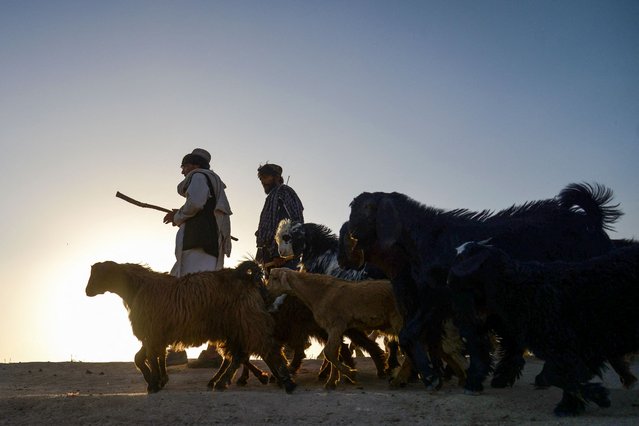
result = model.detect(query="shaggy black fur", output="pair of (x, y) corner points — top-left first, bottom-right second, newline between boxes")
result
(448, 242), (639, 416)
(278, 220), (385, 279)
(345, 182), (623, 390)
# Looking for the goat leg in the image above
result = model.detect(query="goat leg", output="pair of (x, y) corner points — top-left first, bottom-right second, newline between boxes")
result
(212, 351), (246, 391)
(145, 345), (165, 393)
(323, 331), (357, 389)
(239, 361), (269, 385)
(608, 355), (637, 389)
(134, 345), (154, 388)
(345, 328), (387, 378)
(262, 345), (297, 394)
(385, 338), (401, 374)
(207, 354), (232, 390)
(399, 313), (441, 390)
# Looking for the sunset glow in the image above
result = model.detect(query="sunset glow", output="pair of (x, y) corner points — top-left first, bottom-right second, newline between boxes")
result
(1, 0), (637, 363)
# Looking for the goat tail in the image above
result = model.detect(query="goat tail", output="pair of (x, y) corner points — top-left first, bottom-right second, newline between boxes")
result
(558, 182), (623, 231)
(235, 260), (264, 285)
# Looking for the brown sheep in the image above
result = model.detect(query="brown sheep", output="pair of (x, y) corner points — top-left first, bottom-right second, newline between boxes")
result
(85, 260), (296, 394)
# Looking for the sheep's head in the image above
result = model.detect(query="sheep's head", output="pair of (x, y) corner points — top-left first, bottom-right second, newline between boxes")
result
(267, 268), (294, 295)
(85, 261), (126, 297)
(275, 219), (305, 258)
(235, 260), (264, 285)
(349, 192), (402, 253)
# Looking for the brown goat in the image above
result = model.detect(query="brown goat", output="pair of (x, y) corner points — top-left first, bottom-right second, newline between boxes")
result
(267, 288), (387, 379)
(268, 268), (403, 389)
(85, 260), (296, 394)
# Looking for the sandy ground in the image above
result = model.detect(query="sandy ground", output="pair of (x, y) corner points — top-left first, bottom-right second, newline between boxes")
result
(1, 356), (638, 425)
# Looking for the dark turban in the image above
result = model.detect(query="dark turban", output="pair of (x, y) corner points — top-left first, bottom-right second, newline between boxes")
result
(257, 163), (283, 177)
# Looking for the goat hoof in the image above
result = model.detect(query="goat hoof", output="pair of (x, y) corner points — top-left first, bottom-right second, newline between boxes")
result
(324, 382), (337, 391)
(491, 379), (508, 388)
(423, 376), (442, 391)
(284, 380), (297, 394)
(214, 383), (228, 392)
(621, 374), (637, 389)
(553, 403), (584, 417)
(532, 373), (550, 389)
(389, 378), (408, 388)
(582, 383), (611, 408)
(236, 378), (248, 386)
(257, 373), (270, 385)
(343, 372), (357, 384)
(147, 384), (161, 394)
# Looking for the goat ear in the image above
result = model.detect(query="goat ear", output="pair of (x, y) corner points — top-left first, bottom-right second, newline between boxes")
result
(450, 249), (492, 278)
(376, 197), (402, 250)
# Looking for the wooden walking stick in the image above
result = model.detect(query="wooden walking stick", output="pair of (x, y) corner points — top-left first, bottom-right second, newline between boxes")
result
(115, 191), (239, 241)
(115, 191), (173, 213)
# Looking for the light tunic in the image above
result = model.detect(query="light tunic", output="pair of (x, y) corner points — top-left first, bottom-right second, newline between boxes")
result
(170, 169), (232, 277)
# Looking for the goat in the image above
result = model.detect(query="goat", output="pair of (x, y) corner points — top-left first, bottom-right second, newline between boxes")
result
(345, 183), (625, 391)
(268, 268), (467, 389)
(274, 219), (389, 377)
(268, 287), (369, 377)
(276, 219), (385, 279)
(85, 260), (296, 394)
(267, 268), (401, 389)
(448, 241), (639, 416)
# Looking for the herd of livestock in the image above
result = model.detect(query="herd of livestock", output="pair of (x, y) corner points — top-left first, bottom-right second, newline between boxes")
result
(86, 182), (639, 417)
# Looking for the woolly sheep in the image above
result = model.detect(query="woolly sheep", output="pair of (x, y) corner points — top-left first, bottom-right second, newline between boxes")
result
(85, 260), (296, 394)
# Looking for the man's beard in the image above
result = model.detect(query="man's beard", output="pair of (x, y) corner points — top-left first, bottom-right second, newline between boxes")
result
(263, 183), (275, 194)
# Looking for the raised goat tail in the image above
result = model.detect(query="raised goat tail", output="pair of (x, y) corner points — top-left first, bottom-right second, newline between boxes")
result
(558, 182), (623, 231)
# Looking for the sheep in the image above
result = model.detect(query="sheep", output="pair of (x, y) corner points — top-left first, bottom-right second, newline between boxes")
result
(447, 241), (639, 416)
(273, 219), (389, 377)
(345, 182), (624, 391)
(268, 268), (467, 390)
(85, 260), (296, 394)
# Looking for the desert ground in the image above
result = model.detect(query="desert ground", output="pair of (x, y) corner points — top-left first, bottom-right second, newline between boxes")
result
(1, 356), (638, 425)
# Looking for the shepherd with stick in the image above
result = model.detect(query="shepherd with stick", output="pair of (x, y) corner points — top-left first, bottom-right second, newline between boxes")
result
(119, 148), (232, 367)
(161, 148), (233, 275)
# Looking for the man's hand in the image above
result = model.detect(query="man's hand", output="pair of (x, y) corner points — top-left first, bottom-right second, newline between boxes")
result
(163, 209), (178, 225)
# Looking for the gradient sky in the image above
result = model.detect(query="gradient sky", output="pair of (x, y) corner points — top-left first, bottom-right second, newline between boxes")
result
(1, 0), (637, 362)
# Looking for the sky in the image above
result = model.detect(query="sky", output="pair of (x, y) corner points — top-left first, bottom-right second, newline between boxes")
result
(1, 0), (637, 363)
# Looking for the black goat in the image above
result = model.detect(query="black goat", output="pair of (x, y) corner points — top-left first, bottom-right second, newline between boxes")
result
(345, 183), (624, 391)
(448, 241), (639, 416)
(276, 219), (385, 279)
